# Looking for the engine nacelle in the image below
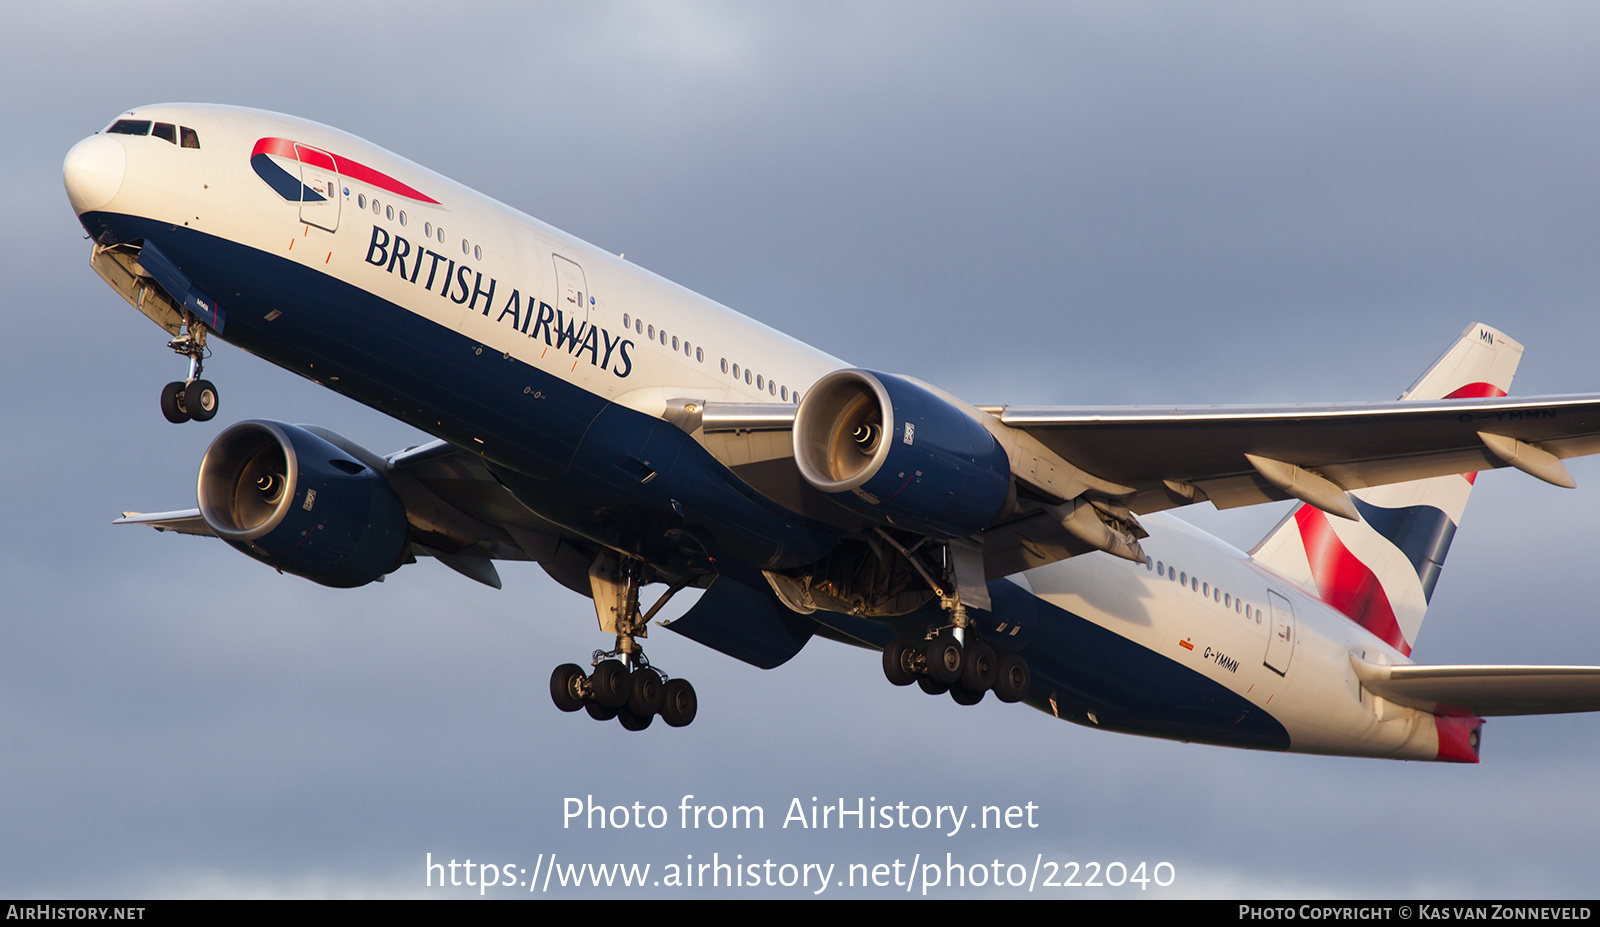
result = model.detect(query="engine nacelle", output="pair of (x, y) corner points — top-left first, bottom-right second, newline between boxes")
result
(793, 370), (1011, 537)
(197, 421), (410, 588)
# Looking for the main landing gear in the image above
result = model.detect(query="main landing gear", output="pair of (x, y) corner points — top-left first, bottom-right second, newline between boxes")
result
(882, 630), (1030, 707)
(550, 653), (697, 732)
(159, 318), (219, 424)
(872, 529), (1030, 708)
(549, 552), (699, 731)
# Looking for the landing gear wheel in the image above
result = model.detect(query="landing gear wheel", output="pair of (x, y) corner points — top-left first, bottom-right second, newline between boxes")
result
(160, 382), (190, 423)
(628, 668), (665, 717)
(590, 660), (630, 709)
(882, 637), (919, 686)
(923, 633), (963, 685)
(186, 379), (219, 422)
(585, 701), (619, 722)
(660, 678), (698, 728)
(617, 708), (654, 732)
(994, 654), (1030, 703)
(961, 641), (997, 693)
(550, 663), (587, 713)
(950, 685), (986, 706)
(917, 676), (951, 696)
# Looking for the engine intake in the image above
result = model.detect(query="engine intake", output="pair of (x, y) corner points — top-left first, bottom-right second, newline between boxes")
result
(793, 370), (1011, 537)
(197, 421), (410, 588)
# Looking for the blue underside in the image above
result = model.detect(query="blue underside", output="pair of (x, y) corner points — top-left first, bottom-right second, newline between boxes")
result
(83, 211), (1290, 751)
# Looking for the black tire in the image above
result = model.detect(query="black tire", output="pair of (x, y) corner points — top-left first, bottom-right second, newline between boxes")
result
(590, 660), (630, 709)
(917, 676), (950, 696)
(549, 663), (587, 713)
(923, 633), (963, 685)
(617, 708), (654, 732)
(160, 381), (190, 423)
(629, 668), (665, 716)
(994, 653), (1030, 703)
(660, 678), (698, 728)
(950, 685), (986, 707)
(882, 637), (919, 686)
(961, 641), (998, 692)
(187, 379), (219, 422)
(585, 701), (618, 722)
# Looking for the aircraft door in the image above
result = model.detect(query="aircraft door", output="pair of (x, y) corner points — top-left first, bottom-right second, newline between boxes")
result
(1264, 590), (1296, 676)
(294, 144), (341, 233)
(553, 254), (590, 326)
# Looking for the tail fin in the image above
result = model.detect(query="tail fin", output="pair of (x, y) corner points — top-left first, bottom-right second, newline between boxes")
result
(1249, 323), (1523, 655)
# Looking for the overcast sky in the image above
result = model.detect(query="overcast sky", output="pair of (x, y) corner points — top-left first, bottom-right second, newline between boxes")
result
(8, 1), (1600, 898)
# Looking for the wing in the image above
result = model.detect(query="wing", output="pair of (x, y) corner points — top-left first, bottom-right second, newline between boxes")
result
(117, 434), (601, 594)
(702, 392), (1600, 514)
(997, 392), (1600, 514)
(1352, 659), (1600, 717)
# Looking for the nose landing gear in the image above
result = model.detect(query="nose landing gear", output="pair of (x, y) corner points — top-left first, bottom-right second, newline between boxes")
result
(159, 318), (219, 424)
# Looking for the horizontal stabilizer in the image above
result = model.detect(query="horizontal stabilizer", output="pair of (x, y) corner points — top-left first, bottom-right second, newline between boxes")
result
(1352, 657), (1600, 716)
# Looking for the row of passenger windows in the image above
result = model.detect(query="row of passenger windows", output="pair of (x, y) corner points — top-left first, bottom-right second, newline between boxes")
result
(621, 313), (704, 364)
(1146, 557), (1263, 625)
(720, 357), (797, 401)
(107, 119), (200, 149)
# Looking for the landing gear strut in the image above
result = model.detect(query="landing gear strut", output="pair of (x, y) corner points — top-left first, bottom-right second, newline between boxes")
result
(875, 530), (1031, 707)
(159, 317), (219, 424)
(549, 552), (699, 731)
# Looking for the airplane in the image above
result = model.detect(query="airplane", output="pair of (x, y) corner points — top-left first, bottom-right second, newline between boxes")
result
(62, 103), (1600, 761)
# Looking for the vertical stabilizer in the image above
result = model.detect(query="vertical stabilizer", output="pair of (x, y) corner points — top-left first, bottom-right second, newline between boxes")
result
(1249, 323), (1523, 655)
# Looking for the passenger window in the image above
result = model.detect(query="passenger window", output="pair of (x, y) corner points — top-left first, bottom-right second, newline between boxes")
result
(358, 194), (367, 209)
(781, 386), (788, 400)
(425, 222), (432, 238)
(672, 336), (679, 351)
(180, 126), (200, 149)
(721, 359), (728, 373)
(745, 369), (752, 385)
(474, 245), (482, 260)
(647, 325), (655, 340)
(756, 375), (764, 390)
(386, 205), (394, 220)
(152, 123), (177, 144)
(660, 330), (667, 346)
(770, 380), (777, 396)
(623, 313), (631, 329)
(696, 348), (704, 363)
(732, 363), (740, 378)
(436, 227), (445, 243)
(399, 210), (407, 226)
(107, 119), (151, 136)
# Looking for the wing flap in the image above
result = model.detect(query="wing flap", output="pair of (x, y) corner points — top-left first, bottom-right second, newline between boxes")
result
(1353, 658), (1600, 716)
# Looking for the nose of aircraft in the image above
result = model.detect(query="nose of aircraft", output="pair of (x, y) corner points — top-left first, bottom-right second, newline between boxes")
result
(63, 134), (126, 214)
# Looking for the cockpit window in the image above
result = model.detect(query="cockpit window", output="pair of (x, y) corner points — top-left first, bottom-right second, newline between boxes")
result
(107, 119), (151, 136)
(152, 123), (177, 144)
(180, 126), (200, 149)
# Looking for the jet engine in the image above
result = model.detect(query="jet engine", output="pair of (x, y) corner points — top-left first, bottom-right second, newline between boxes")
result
(793, 370), (1011, 538)
(197, 421), (410, 588)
